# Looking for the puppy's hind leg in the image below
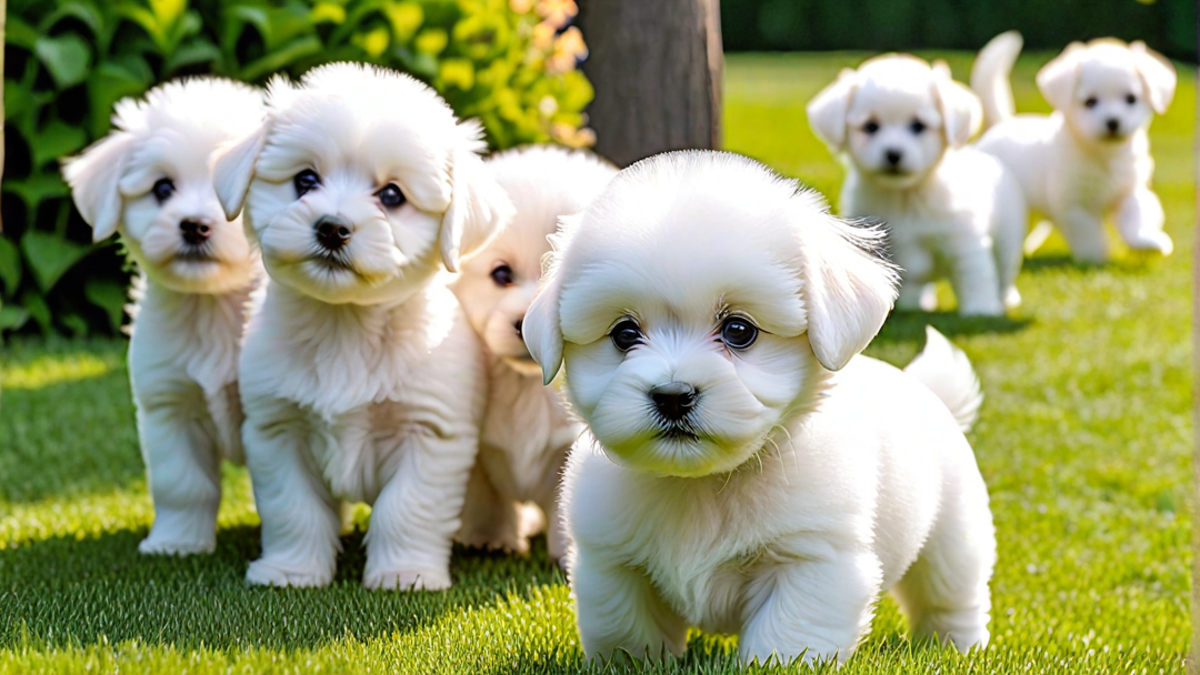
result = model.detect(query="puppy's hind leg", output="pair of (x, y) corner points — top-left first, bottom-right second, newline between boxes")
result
(891, 451), (996, 652)
(363, 429), (479, 591)
(137, 390), (222, 555)
(243, 400), (342, 588)
(893, 244), (937, 312)
(1116, 188), (1173, 256)
(456, 457), (526, 554)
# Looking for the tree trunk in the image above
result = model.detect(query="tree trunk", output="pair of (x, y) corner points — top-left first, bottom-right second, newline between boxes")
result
(578, 0), (723, 168)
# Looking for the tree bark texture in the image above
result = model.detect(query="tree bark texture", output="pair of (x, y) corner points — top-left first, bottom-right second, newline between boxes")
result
(578, 0), (723, 168)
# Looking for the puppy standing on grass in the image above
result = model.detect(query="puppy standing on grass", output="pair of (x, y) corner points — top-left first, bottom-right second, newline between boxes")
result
(808, 55), (1027, 316)
(62, 79), (264, 555)
(523, 151), (996, 665)
(971, 31), (1176, 262)
(452, 146), (616, 561)
(213, 63), (513, 590)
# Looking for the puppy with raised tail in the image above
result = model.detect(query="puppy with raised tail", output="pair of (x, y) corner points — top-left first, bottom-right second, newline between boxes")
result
(451, 146), (616, 560)
(523, 151), (996, 665)
(808, 55), (1027, 315)
(213, 63), (513, 590)
(971, 31), (1176, 262)
(62, 79), (265, 555)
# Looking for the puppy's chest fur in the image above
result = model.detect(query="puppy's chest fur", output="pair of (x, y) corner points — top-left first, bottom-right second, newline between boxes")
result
(128, 276), (260, 460)
(479, 357), (580, 498)
(1059, 135), (1146, 211)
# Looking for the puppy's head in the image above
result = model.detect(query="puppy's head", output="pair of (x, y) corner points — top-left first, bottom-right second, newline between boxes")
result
(213, 63), (514, 305)
(62, 78), (264, 294)
(1038, 39), (1175, 143)
(807, 55), (981, 189)
(523, 151), (898, 477)
(454, 146), (616, 376)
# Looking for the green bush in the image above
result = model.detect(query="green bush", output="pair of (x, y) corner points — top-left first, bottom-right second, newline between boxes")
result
(0, 0), (594, 337)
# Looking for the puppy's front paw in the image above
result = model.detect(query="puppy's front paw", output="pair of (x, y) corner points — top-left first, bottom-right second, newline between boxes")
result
(138, 534), (215, 556)
(246, 559), (333, 588)
(363, 567), (451, 592)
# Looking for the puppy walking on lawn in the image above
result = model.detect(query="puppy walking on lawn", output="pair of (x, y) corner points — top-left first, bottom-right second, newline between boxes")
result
(213, 63), (513, 590)
(808, 55), (1027, 316)
(62, 79), (265, 556)
(523, 151), (996, 665)
(971, 31), (1176, 262)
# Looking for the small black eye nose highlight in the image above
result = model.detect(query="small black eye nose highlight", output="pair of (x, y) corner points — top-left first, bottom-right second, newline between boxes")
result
(1106, 119), (1120, 132)
(315, 216), (352, 251)
(885, 149), (903, 165)
(649, 382), (698, 422)
(513, 317), (524, 337)
(180, 219), (211, 245)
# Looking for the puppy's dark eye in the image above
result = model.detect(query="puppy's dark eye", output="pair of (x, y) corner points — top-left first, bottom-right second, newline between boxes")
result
(1084, 97), (1098, 109)
(294, 169), (320, 197)
(909, 119), (927, 135)
(610, 319), (643, 352)
(862, 120), (880, 135)
(720, 317), (758, 350)
(152, 178), (175, 204)
(490, 264), (514, 287)
(1125, 93), (1137, 105)
(378, 183), (406, 208)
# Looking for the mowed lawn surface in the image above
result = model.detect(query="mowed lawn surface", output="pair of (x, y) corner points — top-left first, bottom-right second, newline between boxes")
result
(0, 53), (1192, 674)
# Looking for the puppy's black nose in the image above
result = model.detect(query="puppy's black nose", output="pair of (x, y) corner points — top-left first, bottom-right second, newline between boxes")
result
(649, 382), (698, 422)
(180, 219), (211, 246)
(1106, 119), (1120, 133)
(885, 149), (903, 166)
(513, 317), (523, 337)
(315, 216), (352, 251)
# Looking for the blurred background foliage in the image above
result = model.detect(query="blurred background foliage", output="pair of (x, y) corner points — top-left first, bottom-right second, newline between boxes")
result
(0, 0), (593, 337)
(722, 0), (1196, 62)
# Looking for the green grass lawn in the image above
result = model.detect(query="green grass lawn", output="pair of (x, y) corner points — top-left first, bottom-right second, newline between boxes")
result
(1, 52), (1192, 674)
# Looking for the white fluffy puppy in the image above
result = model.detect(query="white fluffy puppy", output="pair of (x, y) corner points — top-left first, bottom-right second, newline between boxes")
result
(451, 146), (616, 560)
(971, 31), (1176, 262)
(524, 151), (996, 665)
(808, 55), (1026, 315)
(213, 63), (513, 590)
(62, 78), (264, 555)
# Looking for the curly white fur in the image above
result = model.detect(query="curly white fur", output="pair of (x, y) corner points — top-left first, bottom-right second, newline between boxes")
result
(971, 32), (1176, 262)
(61, 78), (265, 556)
(523, 151), (996, 665)
(451, 146), (616, 560)
(807, 55), (1027, 315)
(213, 62), (513, 590)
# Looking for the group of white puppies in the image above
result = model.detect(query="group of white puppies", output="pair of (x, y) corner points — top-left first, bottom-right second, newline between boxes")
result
(59, 30), (1174, 666)
(809, 31), (1175, 315)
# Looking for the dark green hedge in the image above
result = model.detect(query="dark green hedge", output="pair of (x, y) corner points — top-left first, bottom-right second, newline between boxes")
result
(0, 0), (593, 337)
(722, 0), (1196, 62)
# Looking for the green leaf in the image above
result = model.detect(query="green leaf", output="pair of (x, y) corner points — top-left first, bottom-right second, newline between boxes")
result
(0, 237), (22, 294)
(33, 120), (89, 169)
(0, 304), (29, 332)
(6, 16), (41, 50)
(164, 39), (222, 74)
(87, 60), (151, 138)
(40, 1), (106, 37)
(34, 34), (94, 89)
(18, 288), (52, 334)
(20, 230), (93, 293)
(84, 278), (128, 333)
(3, 173), (70, 211)
(239, 36), (324, 81)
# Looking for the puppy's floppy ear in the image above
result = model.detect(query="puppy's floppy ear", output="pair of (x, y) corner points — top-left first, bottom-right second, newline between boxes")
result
(795, 205), (899, 372)
(1036, 42), (1085, 111)
(61, 131), (137, 243)
(213, 121), (269, 221)
(439, 121), (516, 272)
(1129, 41), (1176, 114)
(806, 68), (858, 151)
(522, 215), (573, 386)
(932, 61), (982, 147)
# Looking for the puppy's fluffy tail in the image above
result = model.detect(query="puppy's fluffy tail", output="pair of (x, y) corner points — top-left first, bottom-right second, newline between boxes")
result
(904, 327), (983, 433)
(970, 30), (1023, 130)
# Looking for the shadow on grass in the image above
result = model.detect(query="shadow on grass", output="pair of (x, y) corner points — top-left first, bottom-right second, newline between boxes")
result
(1020, 252), (1165, 275)
(0, 523), (564, 651)
(874, 311), (1033, 345)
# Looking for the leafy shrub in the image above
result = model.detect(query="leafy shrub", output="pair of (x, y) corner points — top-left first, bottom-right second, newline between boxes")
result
(1, 0), (593, 337)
